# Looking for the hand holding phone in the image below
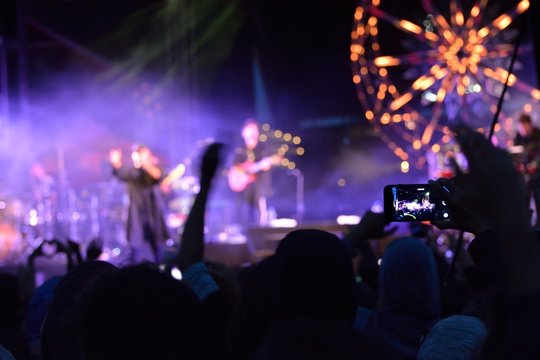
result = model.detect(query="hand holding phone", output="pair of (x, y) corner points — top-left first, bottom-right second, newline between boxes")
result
(384, 184), (451, 222)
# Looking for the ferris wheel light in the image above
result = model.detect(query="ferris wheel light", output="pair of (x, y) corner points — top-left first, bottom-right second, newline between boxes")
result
(493, 14), (512, 30)
(517, 0), (530, 13)
(374, 56), (401, 67)
(390, 93), (414, 111)
(351, 0), (538, 166)
(398, 20), (422, 34)
(455, 11), (464, 26)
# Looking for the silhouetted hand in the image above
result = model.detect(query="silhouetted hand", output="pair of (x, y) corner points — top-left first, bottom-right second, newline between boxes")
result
(430, 125), (531, 235)
(358, 210), (397, 238)
(429, 178), (494, 235)
(346, 210), (397, 249)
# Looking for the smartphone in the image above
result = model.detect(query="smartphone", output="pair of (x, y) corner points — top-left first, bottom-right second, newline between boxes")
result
(383, 184), (451, 222)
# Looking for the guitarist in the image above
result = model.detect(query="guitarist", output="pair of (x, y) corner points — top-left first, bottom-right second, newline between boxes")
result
(231, 119), (277, 227)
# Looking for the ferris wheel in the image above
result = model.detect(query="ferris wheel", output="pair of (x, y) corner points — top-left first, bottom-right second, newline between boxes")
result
(351, 0), (539, 171)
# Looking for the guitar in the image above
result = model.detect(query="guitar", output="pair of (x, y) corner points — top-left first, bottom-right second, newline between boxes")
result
(228, 154), (283, 192)
(159, 163), (186, 193)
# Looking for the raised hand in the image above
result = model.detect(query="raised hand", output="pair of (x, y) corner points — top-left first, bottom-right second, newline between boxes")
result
(109, 148), (122, 169)
(200, 142), (224, 187)
(453, 126), (528, 222)
(429, 178), (494, 235)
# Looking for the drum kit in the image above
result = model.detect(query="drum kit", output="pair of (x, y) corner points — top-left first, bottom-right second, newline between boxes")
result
(0, 168), (200, 265)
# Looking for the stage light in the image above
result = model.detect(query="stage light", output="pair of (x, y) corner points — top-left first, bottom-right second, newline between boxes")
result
(274, 130), (282, 138)
(259, 134), (268, 142)
(336, 215), (361, 225)
(262, 123), (270, 131)
(338, 178), (346, 187)
(292, 136), (301, 144)
(270, 218), (297, 228)
(296, 147), (305, 155)
(171, 267), (182, 280)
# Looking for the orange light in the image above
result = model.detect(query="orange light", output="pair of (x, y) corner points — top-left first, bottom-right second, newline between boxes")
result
(354, 8), (363, 20)
(418, 76), (436, 90)
(434, 68), (448, 80)
(353, 75), (361, 84)
(377, 91), (385, 100)
(493, 14), (512, 30)
(399, 20), (422, 34)
(531, 89), (540, 100)
(351, 31), (359, 40)
(379, 68), (388, 76)
(413, 140), (422, 150)
(420, 122), (436, 145)
(350, 53), (358, 61)
(412, 75), (427, 90)
(368, 17), (378, 26)
(356, 25), (365, 35)
(443, 30), (455, 43)
(455, 11), (464, 26)
(360, 67), (368, 75)
(372, 0), (381, 5)
(390, 93), (414, 111)
(365, 111), (374, 120)
(388, 85), (397, 94)
(517, 0), (530, 13)
(524, 104), (532, 113)
(431, 144), (441, 153)
(350, 44), (364, 54)
(381, 113), (391, 124)
(392, 114), (402, 123)
(372, 43), (380, 51)
(425, 32), (439, 42)
(457, 84), (465, 96)
(374, 56), (401, 67)
(478, 27), (489, 38)
(370, 27), (379, 36)
(436, 15), (450, 29)
(436, 87), (447, 102)
(471, 5), (480, 17)
(442, 135), (451, 143)
(400, 161), (410, 173)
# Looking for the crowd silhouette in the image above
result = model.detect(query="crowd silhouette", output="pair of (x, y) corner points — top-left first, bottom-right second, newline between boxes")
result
(2, 127), (540, 359)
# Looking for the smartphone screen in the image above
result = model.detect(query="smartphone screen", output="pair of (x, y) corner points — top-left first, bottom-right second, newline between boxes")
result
(384, 184), (451, 222)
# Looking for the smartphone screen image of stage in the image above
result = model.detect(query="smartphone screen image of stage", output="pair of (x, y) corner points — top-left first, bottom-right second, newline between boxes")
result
(384, 184), (451, 222)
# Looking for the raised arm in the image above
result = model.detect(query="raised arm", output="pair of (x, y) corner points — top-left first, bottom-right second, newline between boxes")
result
(176, 143), (223, 271)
